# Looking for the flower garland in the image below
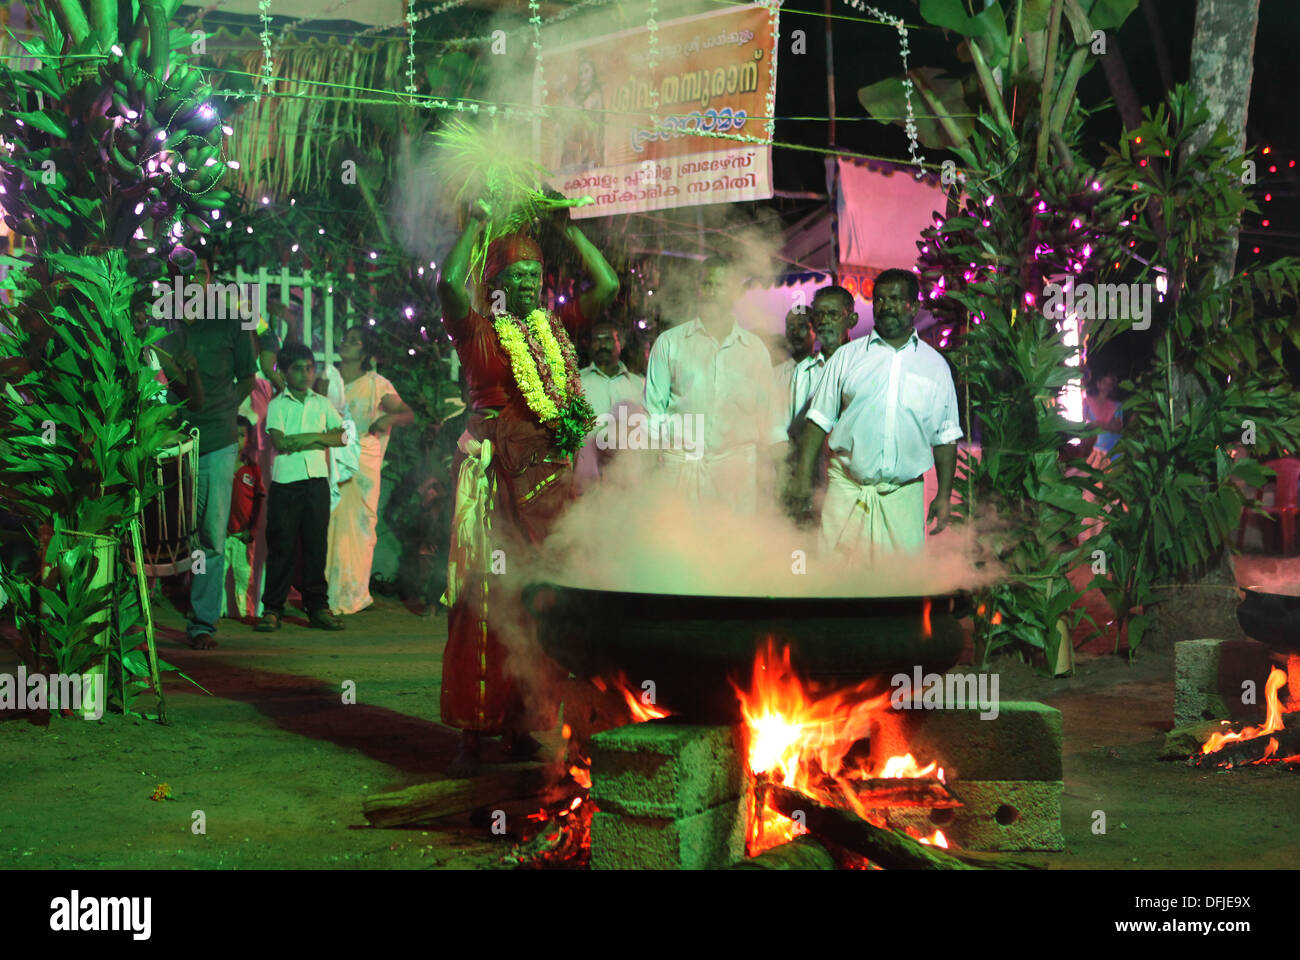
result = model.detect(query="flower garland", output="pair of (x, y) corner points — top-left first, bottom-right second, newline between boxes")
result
(405, 0), (418, 100)
(258, 0), (274, 104)
(493, 309), (594, 455)
(529, 0), (547, 115)
(840, 1), (925, 176)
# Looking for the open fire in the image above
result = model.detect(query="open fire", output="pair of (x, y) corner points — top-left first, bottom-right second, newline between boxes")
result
(1197, 658), (1300, 768)
(735, 640), (950, 856)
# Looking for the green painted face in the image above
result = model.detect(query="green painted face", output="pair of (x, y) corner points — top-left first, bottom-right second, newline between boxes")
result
(493, 260), (543, 317)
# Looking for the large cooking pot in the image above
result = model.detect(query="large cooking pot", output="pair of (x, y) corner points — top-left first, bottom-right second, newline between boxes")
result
(1237, 585), (1300, 654)
(524, 582), (971, 722)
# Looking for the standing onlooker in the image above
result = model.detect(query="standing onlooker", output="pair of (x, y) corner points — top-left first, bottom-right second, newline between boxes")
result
(325, 325), (413, 615)
(1083, 370), (1123, 467)
(161, 255), (257, 648)
(786, 269), (962, 557)
(773, 306), (816, 408)
(257, 342), (348, 632)
(223, 416), (264, 620)
(576, 323), (646, 490)
(644, 257), (787, 514)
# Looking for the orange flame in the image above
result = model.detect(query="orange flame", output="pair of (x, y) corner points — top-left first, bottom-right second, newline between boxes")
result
(1201, 667), (1291, 756)
(736, 640), (946, 855)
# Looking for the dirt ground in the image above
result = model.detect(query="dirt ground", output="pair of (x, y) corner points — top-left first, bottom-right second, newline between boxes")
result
(2, 556), (1297, 871)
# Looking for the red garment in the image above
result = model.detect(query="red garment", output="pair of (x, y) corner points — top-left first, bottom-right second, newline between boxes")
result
(228, 459), (265, 535)
(440, 299), (588, 734)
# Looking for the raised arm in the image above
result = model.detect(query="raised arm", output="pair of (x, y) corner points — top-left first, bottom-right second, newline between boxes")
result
(437, 211), (486, 327)
(568, 223), (619, 321)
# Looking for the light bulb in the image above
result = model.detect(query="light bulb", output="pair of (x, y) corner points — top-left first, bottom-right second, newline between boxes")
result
(111, 44), (123, 56)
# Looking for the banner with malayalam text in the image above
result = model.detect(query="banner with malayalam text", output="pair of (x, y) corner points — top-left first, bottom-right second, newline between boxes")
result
(537, 3), (779, 219)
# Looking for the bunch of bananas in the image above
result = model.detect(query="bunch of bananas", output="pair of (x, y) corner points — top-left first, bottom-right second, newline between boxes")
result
(89, 55), (231, 279)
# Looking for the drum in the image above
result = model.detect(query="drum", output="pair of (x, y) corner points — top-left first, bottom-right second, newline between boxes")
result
(137, 430), (199, 576)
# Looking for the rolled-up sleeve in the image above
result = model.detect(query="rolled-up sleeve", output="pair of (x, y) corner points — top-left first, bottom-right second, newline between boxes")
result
(805, 348), (845, 435)
(932, 365), (964, 446)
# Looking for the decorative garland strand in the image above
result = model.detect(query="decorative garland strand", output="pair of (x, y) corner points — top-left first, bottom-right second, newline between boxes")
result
(405, 0), (418, 100)
(841, 0), (924, 175)
(358, 0), (471, 38)
(257, 0), (274, 104)
(528, 0), (546, 115)
(647, 0), (659, 129)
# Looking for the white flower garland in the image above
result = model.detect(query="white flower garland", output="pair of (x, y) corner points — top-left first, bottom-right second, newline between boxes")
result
(529, 0), (547, 116)
(840, 1), (925, 176)
(405, 0), (418, 100)
(258, 0), (274, 104)
(647, 0), (659, 127)
(358, 0), (470, 38)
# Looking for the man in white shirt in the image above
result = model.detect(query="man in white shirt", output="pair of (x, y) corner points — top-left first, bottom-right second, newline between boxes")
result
(773, 307), (816, 411)
(576, 323), (646, 490)
(645, 258), (787, 515)
(781, 285), (858, 441)
(785, 269), (962, 557)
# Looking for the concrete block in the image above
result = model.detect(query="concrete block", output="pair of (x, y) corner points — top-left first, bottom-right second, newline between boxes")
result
(871, 701), (1062, 781)
(1175, 638), (1276, 727)
(589, 795), (747, 870)
(886, 780), (1064, 852)
(589, 720), (744, 819)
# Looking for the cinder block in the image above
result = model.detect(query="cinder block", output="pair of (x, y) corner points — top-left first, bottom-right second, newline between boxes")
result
(1175, 638), (1276, 726)
(590, 720), (744, 819)
(886, 780), (1064, 852)
(589, 795), (747, 870)
(871, 701), (1062, 781)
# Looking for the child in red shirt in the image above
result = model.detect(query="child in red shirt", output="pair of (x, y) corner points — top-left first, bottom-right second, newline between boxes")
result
(223, 416), (265, 620)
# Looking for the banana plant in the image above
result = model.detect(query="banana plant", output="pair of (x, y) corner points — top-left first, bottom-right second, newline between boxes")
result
(858, 0), (1138, 159)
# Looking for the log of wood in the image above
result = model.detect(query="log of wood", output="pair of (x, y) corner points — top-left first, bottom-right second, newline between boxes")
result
(1192, 719), (1300, 768)
(732, 836), (838, 870)
(363, 762), (553, 828)
(764, 782), (977, 870)
(840, 778), (962, 809)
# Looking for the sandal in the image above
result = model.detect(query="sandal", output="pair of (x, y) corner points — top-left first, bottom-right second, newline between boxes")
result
(188, 632), (219, 650)
(308, 610), (345, 631)
(254, 613), (282, 632)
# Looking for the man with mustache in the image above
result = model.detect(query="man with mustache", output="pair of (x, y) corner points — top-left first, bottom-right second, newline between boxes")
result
(575, 322), (646, 490)
(784, 269), (961, 557)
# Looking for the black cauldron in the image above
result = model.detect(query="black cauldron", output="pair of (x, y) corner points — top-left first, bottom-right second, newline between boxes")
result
(524, 582), (970, 722)
(1237, 586), (1300, 654)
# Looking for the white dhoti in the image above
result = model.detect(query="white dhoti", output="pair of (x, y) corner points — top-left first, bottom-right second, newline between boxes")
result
(820, 459), (926, 558)
(658, 444), (759, 516)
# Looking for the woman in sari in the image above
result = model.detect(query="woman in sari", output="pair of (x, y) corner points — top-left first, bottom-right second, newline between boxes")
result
(325, 325), (414, 615)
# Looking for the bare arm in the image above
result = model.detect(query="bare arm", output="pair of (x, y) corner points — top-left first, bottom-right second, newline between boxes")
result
(437, 214), (486, 326)
(568, 223), (619, 321)
(268, 427), (347, 452)
(371, 393), (415, 434)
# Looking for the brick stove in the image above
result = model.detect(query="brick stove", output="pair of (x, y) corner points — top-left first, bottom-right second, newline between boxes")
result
(587, 701), (1065, 869)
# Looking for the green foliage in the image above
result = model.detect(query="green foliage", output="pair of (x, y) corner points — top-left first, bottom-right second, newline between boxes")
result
(1084, 85), (1300, 651)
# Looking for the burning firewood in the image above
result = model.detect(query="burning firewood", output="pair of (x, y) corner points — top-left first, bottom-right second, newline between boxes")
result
(1191, 720), (1300, 769)
(362, 762), (555, 828)
(839, 777), (962, 809)
(762, 781), (977, 870)
(732, 836), (837, 870)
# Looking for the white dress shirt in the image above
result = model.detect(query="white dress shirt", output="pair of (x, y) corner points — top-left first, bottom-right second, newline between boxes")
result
(645, 318), (786, 454)
(805, 329), (962, 485)
(266, 389), (343, 484)
(784, 352), (827, 440)
(580, 361), (646, 417)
